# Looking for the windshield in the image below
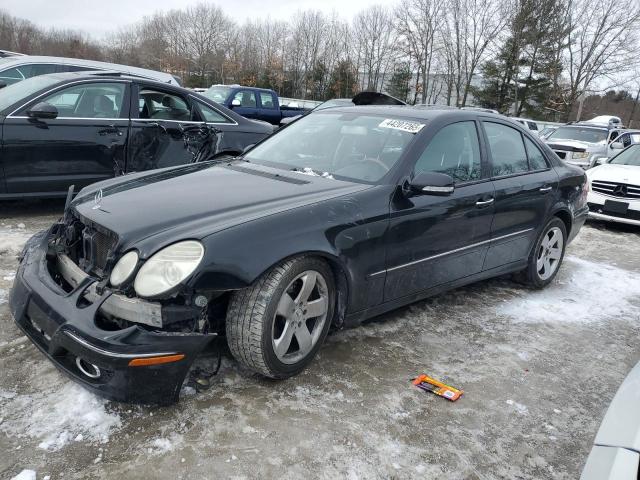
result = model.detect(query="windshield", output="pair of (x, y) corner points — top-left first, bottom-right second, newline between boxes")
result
(204, 86), (231, 103)
(548, 126), (608, 144)
(610, 144), (640, 166)
(244, 112), (422, 183)
(0, 74), (62, 113)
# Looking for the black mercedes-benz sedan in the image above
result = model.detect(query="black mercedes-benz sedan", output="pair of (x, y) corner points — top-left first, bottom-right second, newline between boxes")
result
(9, 107), (589, 404)
(0, 71), (273, 199)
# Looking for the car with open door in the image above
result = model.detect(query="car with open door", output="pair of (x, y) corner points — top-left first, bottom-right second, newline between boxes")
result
(9, 107), (588, 404)
(0, 71), (273, 199)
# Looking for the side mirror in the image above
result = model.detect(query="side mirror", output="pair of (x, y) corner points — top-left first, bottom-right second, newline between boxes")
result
(408, 171), (455, 196)
(610, 141), (624, 150)
(592, 157), (607, 167)
(26, 102), (58, 120)
(0, 81), (6, 89)
(231, 99), (241, 108)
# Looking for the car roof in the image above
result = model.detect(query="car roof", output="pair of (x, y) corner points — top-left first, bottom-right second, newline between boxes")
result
(0, 55), (178, 85)
(320, 105), (508, 122)
(209, 84), (274, 93)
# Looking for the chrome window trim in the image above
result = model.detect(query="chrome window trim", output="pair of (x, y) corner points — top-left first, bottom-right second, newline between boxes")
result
(6, 79), (131, 118)
(132, 117), (237, 127)
(369, 228), (534, 277)
(65, 331), (177, 359)
(8, 116), (127, 121)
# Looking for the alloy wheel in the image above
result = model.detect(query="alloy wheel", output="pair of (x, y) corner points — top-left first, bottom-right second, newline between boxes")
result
(271, 270), (329, 364)
(536, 226), (563, 281)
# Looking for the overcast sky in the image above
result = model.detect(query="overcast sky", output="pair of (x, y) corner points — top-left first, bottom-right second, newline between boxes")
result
(2, 0), (373, 39)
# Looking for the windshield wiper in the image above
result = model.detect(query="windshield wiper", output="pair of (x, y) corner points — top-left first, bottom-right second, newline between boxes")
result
(290, 167), (334, 178)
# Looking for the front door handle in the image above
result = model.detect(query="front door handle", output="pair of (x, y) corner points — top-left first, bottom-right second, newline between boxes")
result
(539, 186), (553, 193)
(476, 197), (495, 207)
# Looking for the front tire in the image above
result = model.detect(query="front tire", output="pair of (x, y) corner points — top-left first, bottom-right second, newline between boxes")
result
(518, 217), (567, 288)
(226, 256), (335, 378)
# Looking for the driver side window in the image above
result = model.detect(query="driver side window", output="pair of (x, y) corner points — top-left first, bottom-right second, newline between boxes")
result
(19, 82), (126, 118)
(413, 121), (482, 183)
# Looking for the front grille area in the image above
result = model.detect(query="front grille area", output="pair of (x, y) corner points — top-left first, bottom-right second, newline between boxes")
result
(554, 150), (567, 159)
(592, 180), (640, 200)
(54, 214), (118, 276)
(81, 228), (117, 273)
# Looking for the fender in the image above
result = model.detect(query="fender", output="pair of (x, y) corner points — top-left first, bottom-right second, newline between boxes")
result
(188, 186), (393, 313)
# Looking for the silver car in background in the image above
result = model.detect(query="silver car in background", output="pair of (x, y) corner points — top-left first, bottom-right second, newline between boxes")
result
(0, 55), (180, 88)
(581, 361), (640, 479)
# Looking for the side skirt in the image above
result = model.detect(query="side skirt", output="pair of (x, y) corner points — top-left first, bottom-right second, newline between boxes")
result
(343, 260), (528, 327)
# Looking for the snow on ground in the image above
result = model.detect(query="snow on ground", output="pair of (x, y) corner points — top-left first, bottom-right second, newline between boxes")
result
(498, 255), (640, 323)
(10, 470), (36, 480)
(0, 222), (33, 257)
(0, 382), (121, 451)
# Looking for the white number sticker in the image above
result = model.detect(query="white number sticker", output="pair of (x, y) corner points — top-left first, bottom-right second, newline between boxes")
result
(379, 118), (425, 134)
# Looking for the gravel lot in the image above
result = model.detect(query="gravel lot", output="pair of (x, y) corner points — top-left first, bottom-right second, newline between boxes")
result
(1, 200), (639, 480)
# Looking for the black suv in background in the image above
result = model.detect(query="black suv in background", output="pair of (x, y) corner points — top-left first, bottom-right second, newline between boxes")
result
(0, 72), (273, 199)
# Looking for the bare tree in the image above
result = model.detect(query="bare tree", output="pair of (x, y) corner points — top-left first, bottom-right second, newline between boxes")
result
(395, 0), (442, 103)
(352, 6), (396, 92)
(563, 0), (640, 120)
(443, 0), (508, 106)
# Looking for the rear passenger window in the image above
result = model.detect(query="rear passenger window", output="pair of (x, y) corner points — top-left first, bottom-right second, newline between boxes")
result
(258, 92), (275, 109)
(414, 121), (482, 183)
(524, 137), (548, 170)
(138, 89), (193, 121)
(483, 122), (529, 176)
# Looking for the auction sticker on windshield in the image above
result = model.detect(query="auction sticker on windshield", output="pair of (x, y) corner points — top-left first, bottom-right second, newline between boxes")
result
(379, 118), (425, 134)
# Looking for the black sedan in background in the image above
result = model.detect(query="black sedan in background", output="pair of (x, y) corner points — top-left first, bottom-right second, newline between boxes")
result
(0, 72), (273, 199)
(10, 107), (588, 404)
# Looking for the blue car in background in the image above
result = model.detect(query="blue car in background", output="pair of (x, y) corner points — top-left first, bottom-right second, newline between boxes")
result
(203, 84), (307, 125)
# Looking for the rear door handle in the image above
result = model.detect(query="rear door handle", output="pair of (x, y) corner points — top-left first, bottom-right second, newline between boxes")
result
(476, 197), (495, 207)
(539, 186), (553, 193)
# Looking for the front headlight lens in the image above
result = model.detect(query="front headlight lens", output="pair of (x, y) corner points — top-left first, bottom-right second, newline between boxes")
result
(110, 250), (139, 287)
(134, 241), (204, 298)
(573, 152), (589, 159)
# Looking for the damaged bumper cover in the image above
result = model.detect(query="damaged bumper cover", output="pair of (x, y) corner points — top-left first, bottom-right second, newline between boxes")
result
(9, 231), (215, 405)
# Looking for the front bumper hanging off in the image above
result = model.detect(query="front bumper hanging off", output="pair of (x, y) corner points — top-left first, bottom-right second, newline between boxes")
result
(9, 231), (215, 405)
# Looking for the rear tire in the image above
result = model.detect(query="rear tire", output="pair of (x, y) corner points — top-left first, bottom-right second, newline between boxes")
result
(517, 217), (567, 288)
(226, 256), (335, 378)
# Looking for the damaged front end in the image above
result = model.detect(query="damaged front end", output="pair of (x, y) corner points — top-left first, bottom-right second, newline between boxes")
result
(9, 212), (218, 405)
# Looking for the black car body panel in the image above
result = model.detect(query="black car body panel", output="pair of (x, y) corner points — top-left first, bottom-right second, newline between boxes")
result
(0, 72), (273, 199)
(10, 107), (588, 404)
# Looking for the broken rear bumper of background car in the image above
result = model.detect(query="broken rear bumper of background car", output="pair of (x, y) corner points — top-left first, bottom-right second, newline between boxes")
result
(8, 231), (215, 405)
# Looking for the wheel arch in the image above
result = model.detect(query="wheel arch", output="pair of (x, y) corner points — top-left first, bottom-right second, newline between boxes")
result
(256, 250), (351, 330)
(550, 207), (572, 237)
(192, 249), (353, 329)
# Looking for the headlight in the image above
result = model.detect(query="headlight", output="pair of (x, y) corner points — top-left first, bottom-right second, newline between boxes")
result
(109, 250), (139, 287)
(134, 241), (204, 298)
(573, 152), (589, 159)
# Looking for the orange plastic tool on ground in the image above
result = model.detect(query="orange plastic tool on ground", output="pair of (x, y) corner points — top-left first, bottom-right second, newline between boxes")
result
(412, 374), (463, 401)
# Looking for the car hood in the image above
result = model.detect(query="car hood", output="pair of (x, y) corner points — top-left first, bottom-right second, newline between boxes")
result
(587, 163), (640, 184)
(593, 361), (640, 452)
(546, 139), (601, 152)
(72, 161), (368, 253)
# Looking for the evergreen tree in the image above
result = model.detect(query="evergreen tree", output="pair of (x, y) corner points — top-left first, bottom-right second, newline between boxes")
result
(386, 64), (413, 103)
